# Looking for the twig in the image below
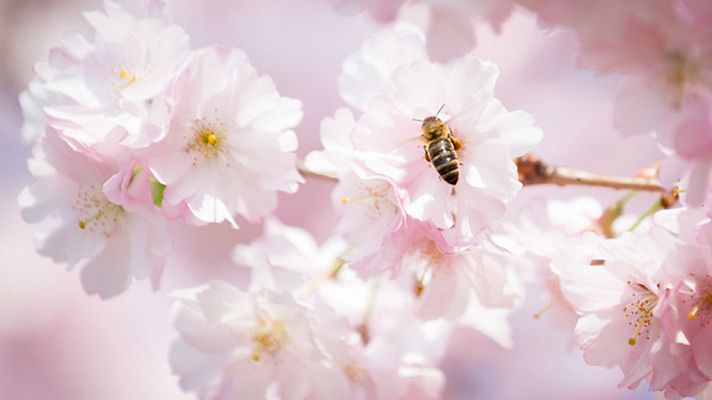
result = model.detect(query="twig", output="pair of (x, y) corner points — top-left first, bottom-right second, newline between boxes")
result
(515, 154), (665, 192)
(296, 154), (675, 199)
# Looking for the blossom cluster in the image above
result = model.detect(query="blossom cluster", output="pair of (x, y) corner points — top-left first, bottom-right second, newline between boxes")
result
(19, 1), (302, 298)
(16, 1), (712, 400)
(499, 194), (712, 398)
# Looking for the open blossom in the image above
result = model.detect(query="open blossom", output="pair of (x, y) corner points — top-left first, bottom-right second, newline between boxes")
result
(554, 229), (692, 393)
(23, 0), (189, 149)
(323, 23), (542, 246)
(18, 131), (169, 298)
(353, 57), (540, 242)
(397, 222), (522, 323)
(170, 281), (350, 400)
(495, 197), (610, 336)
(305, 108), (411, 273)
(230, 219), (453, 399)
(654, 208), (712, 398)
(149, 46), (303, 227)
(318, 274), (450, 399)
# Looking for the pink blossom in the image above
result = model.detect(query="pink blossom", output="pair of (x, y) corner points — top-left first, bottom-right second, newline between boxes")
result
(317, 270), (451, 399)
(401, 223), (522, 321)
(316, 24), (542, 247)
(305, 108), (410, 274)
(654, 209), (712, 397)
(353, 57), (540, 242)
(18, 131), (169, 298)
(229, 219), (452, 399)
(24, 0), (189, 150)
(497, 197), (612, 338)
(149, 46), (303, 227)
(555, 230), (693, 393)
(170, 281), (350, 400)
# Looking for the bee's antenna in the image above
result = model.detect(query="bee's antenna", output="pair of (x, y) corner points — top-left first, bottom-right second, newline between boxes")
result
(435, 103), (445, 117)
(412, 117), (424, 122)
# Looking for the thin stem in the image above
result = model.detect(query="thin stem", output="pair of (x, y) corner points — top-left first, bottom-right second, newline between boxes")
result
(596, 190), (639, 238)
(515, 154), (665, 193)
(628, 201), (663, 232)
(297, 154), (674, 194)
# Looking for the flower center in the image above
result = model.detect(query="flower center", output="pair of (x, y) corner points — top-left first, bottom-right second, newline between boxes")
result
(186, 118), (229, 163)
(686, 290), (712, 325)
(112, 65), (141, 92)
(623, 281), (659, 346)
(411, 239), (446, 297)
(73, 184), (124, 238)
(250, 319), (288, 362)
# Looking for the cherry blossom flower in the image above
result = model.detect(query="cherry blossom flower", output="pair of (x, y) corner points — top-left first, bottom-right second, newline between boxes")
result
(654, 209), (712, 398)
(496, 197), (609, 337)
(353, 59), (540, 243)
(398, 222), (522, 321)
(229, 219), (453, 399)
(326, 23), (542, 247)
(555, 230), (685, 392)
(24, 0), (190, 151)
(316, 269), (451, 399)
(170, 281), (350, 400)
(305, 108), (410, 274)
(18, 131), (169, 298)
(149, 46), (303, 227)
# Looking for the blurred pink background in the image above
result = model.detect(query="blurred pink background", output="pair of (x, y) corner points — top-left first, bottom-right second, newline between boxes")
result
(0, 0), (661, 398)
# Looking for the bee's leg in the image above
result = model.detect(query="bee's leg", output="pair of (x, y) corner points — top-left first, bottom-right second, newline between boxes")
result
(423, 145), (430, 162)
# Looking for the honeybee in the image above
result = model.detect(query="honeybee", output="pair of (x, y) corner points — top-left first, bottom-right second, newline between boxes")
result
(420, 105), (462, 185)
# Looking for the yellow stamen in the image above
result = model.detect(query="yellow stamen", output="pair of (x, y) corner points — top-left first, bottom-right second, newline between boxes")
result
(628, 318), (644, 346)
(689, 304), (700, 320)
(77, 203), (119, 230)
(250, 319), (287, 362)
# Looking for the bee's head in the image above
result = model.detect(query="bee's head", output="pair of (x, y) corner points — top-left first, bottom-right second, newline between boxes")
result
(421, 116), (445, 141)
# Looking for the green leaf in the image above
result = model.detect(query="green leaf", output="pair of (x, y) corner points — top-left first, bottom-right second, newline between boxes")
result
(150, 178), (166, 207)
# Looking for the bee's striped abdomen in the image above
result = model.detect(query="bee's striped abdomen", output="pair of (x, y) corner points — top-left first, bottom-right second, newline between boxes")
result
(427, 138), (459, 185)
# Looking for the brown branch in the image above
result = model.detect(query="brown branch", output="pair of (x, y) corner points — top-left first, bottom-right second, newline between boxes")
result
(296, 155), (676, 204)
(515, 154), (666, 193)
